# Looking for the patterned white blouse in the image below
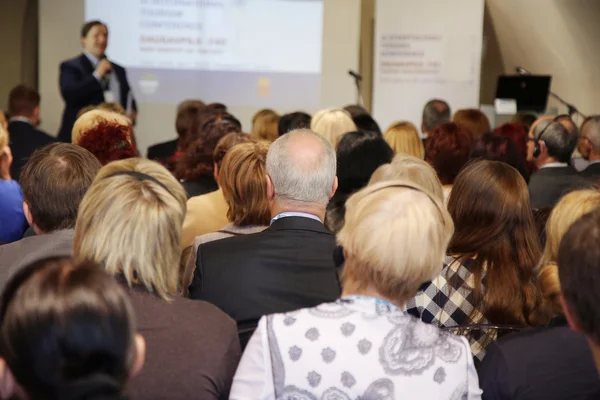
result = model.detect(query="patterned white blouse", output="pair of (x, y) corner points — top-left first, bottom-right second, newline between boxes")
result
(230, 296), (482, 399)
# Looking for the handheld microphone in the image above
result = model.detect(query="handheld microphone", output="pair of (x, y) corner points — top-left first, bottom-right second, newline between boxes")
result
(515, 66), (531, 76)
(348, 70), (363, 81)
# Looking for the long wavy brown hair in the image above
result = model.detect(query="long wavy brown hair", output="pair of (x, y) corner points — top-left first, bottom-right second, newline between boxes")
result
(447, 160), (543, 326)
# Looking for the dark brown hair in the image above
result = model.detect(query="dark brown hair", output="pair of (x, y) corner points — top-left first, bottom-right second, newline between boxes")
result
(175, 100), (206, 143)
(558, 208), (600, 345)
(20, 143), (101, 232)
(0, 257), (135, 399)
(453, 109), (491, 140)
(81, 20), (106, 38)
(213, 132), (255, 170)
(8, 85), (40, 117)
(447, 160), (542, 326)
(425, 122), (472, 185)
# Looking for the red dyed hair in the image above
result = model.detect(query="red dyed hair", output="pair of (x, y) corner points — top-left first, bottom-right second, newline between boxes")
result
(425, 122), (472, 185)
(493, 123), (528, 160)
(76, 121), (139, 165)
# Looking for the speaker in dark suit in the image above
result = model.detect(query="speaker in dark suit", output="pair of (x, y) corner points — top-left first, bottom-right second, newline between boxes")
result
(6, 85), (56, 182)
(57, 21), (137, 143)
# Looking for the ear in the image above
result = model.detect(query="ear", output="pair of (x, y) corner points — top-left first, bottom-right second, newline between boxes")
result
(266, 174), (275, 202)
(22, 201), (33, 227)
(538, 140), (547, 155)
(329, 176), (338, 200)
(213, 163), (219, 183)
(129, 334), (146, 380)
(0, 358), (17, 399)
(560, 294), (584, 333)
(33, 106), (40, 119)
(421, 121), (426, 137)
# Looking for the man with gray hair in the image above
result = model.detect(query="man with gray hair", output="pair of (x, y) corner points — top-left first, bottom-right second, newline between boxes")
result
(527, 119), (588, 208)
(421, 99), (451, 139)
(579, 116), (600, 180)
(189, 129), (341, 346)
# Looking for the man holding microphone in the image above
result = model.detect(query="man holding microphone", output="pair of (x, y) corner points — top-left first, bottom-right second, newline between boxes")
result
(57, 20), (137, 142)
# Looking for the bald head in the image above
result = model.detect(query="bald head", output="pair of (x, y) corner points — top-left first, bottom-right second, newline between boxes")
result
(529, 115), (554, 138)
(556, 115), (578, 137)
(266, 129), (336, 206)
(582, 117), (600, 150)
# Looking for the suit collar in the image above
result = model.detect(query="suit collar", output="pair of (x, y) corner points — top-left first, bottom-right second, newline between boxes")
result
(533, 165), (577, 176)
(78, 53), (96, 73)
(267, 216), (331, 235)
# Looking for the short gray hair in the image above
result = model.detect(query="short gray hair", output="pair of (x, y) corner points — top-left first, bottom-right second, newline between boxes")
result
(266, 129), (336, 206)
(422, 99), (450, 133)
(533, 120), (577, 163)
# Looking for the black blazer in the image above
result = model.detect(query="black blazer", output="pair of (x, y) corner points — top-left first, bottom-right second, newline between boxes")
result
(580, 162), (600, 182)
(479, 319), (600, 400)
(147, 138), (178, 162)
(8, 121), (56, 181)
(528, 166), (590, 209)
(57, 54), (137, 142)
(189, 217), (341, 325)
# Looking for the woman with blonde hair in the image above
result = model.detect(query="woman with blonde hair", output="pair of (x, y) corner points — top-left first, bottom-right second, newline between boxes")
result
(383, 121), (425, 159)
(73, 158), (241, 399)
(0, 125), (27, 243)
(231, 181), (481, 399)
(310, 108), (357, 147)
(251, 109), (280, 142)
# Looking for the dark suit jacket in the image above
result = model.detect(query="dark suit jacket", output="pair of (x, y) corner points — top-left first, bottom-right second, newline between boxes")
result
(189, 217), (341, 325)
(580, 162), (600, 182)
(123, 282), (240, 399)
(528, 166), (590, 209)
(57, 54), (137, 142)
(147, 138), (178, 162)
(8, 120), (56, 181)
(479, 319), (600, 400)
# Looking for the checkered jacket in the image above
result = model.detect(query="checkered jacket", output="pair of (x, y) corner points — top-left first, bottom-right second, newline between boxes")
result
(406, 255), (493, 360)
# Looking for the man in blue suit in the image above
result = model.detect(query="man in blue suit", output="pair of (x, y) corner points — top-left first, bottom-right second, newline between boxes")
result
(57, 20), (137, 142)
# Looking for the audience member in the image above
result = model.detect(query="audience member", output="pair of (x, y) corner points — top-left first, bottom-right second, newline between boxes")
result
(343, 104), (368, 118)
(453, 108), (491, 141)
(511, 112), (537, 134)
(7, 85), (56, 181)
(73, 158), (241, 399)
(182, 132), (253, 249)
(578, 116), (600, 180)
(471, 133), (529, 181)
(183, 141), (270, 292)
(0, 110), (7, 131)
(0, 127), (27, 244)
(251, 109), (279, 142)
(277, 111), (311, 136)
(352, 113), (382, 135)
(231, 181), (482, 399)
(147, 100), (205, 162)
(325, 131), (393, 234)
(527, 120), (587, 208)
(559, 208), (600, 375)
(479, 189), (600, 399)
(189, 129), (341, 346)
(311, 108), (357, 147)
(72, 109), (139, 164)
(0, 143), (100, 285)
(577, 115), (596, 161)
(369, 154), (444, 202)
(0, 257), (145, 400)
(383, 121), (425, 159)
(493, 122), (534, 174)
(421, 98), (450, 138)
(407, 160), (542, 360)
(425, 122), (472, 201)
(175, 115), (241, 197)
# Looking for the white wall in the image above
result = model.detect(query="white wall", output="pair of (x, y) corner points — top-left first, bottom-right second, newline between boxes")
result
(38, 0), (360, 154)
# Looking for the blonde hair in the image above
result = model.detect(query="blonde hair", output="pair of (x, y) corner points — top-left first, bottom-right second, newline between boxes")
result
(0, 124), (8, 156)
(310, 108), (357, 148)
(73, 158), (187, 301)
(383, 121), (424, 159)
(219, 141), (271, 226)
(539, 189), (600, 316)
(251, 109), (280, 142)
(369, 154), (444, 202)
(338, 180), (454, 303)
(72, 109), (132, 144)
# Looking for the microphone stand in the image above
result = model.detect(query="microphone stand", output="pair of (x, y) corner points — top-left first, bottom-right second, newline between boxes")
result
(351, 75), (364, 107)
(549, 91), (586, 119)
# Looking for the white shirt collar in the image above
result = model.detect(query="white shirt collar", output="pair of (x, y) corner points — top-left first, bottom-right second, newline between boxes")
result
(589, 160), (600, 165)
(540, 162), (568, 169)
(83, 51), (101, 66)
(8, 116), (33, 125)
(270, 212), (321, 225)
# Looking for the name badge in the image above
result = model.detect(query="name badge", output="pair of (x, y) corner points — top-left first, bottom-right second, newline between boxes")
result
(103, 91), (116, 103)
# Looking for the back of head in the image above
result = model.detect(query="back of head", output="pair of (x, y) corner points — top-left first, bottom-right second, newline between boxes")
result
(383, 121), (424, 159)
(369, 154), (443, 202)
(251, 109), (280, 142)
(97, 102), (127, 116)
(8, 85), (40, 118)
(0, 257), (136, 400)
(336, 131), (393, 195)
(213, 132), (255, 170)
(533, 120), (577, 163)
(175, 100), (206, 144)
(266, 129), (336, 207)
(74, 159), (187, 301)
(343, 104), (368, 119)
(555, 115), (579, 137)
(219, 141), (271, 226)
(539, 189), (600, 316)
(422, 99), (450, 133)
(352, 113), (381, 135)
(471, 133), (529, 181)
(338, 181), (453, 302)
(425, 122), (472, 185)
(310, 108), (357, 148)
(20, 143), (101, 233)
(558, 208), (600, 345)
(493, 122), (528, 159)
(453, 108), (491, 140)
(581, 116), (600, 151)
(278, 112), (311, 137)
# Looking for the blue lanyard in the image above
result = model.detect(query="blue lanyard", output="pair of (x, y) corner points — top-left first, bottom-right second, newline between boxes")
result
(341, 295), (396, 308)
